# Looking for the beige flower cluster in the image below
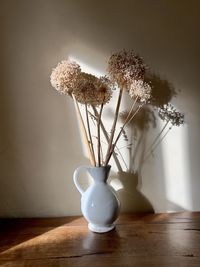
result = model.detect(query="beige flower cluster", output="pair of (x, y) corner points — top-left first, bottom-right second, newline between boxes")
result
(50, 60), (112, 106)
(158, 104), (184, 126)
(73, 73), (112, 106)
(129, 80), (151, 103)
(107, 50), (146, 88)
(50, 60), (81, 95)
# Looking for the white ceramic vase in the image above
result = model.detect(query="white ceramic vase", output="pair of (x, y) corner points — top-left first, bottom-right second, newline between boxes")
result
(73, 165), (120, 233)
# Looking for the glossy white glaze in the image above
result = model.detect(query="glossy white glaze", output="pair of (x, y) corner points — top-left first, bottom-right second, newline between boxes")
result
(73, 165), (120, 233)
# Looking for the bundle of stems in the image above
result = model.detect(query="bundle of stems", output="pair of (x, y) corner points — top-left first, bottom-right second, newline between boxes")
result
(72, 89), (143, 167)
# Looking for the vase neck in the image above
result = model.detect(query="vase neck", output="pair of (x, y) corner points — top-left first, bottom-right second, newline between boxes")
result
(88, 165), (111, 183)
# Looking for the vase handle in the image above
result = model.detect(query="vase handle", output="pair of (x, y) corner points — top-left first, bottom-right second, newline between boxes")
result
(73, 166), (90, 195)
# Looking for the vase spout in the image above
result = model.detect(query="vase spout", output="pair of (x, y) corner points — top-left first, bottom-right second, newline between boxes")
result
(88, 165), (111, 183)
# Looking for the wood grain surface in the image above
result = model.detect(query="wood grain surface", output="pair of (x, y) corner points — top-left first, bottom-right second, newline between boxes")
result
(0, 212), (200, 266)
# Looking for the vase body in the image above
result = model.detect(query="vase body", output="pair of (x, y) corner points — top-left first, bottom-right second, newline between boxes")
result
(73, 165), (120, 233)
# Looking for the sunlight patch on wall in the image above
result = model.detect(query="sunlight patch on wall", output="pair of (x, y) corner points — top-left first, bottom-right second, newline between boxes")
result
(69, 55), (104, 77)
(160, 121), (192, 211)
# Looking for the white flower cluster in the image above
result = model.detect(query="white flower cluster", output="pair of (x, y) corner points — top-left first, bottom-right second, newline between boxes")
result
(50, 60), (81, 95)
(158, 104), (184, 126)
(129, 80), (151, 103)
(107, 50), (146, 88)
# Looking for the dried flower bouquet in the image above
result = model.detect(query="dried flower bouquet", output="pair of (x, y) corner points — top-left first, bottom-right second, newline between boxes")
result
(50, 50), (184, 168)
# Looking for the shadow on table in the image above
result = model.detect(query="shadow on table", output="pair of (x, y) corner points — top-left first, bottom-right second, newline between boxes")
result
(0, 216), (82, 254)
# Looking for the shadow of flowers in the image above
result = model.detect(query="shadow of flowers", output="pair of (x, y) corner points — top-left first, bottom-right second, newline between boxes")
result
(110, 72), (184, 213)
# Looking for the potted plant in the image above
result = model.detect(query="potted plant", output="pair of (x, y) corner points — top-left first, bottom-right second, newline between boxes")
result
(50, 50), (184, 232)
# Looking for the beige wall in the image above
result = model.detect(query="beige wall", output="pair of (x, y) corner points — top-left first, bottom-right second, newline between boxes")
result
(0, 0), (200, 217)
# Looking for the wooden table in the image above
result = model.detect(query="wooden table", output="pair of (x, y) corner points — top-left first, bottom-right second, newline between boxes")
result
(0, 213), (200, 266)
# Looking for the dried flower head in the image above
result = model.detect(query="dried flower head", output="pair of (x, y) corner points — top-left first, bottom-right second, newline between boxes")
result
(107, 50), (146, 88)
(73, 73), (112, 106)
(158, 104), (184, 126)
(50, 60), (81, 95)
(129, 80), (151, 103)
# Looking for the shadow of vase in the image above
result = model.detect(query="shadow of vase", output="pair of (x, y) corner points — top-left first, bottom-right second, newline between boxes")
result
(110, 172), (154, 213)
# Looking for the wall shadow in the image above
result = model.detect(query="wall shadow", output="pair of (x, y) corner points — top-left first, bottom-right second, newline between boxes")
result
(110, 172), (154, 213)
(110, 72), (187, 213)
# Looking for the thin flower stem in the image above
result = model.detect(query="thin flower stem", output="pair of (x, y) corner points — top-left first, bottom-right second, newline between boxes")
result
(143, 126), (172, 163)
(97, 102), (104, 166)
(92, 106), (122, 172)
(104, 88), (123, 165)
(117, 143), (133, 150)
(105, 103), (143, 165)
(150, 127), (171, 152)
(88, 110), (97, 121)
(125, 104), (144, 126)
(115, 145), (129, 171)
(131, 133), (144, 171)
(72, 94), (95, 166)
(100, 139), (104, 164)
(144, 120), (169, 158)
(85, 104), (96, 166)
(122, 96), (139, 125)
